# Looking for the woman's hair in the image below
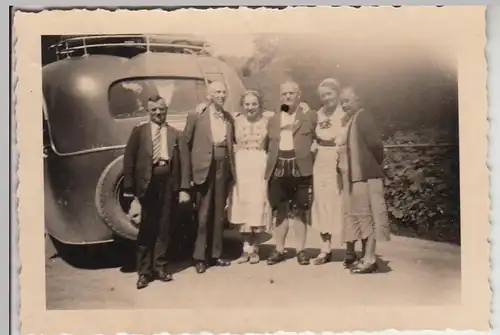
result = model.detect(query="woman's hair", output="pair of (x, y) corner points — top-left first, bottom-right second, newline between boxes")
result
(340, 85), (357, 96)
(340, 85), (365, 106)
(318, 77), (341, 93)
(239, 89), (264, 108)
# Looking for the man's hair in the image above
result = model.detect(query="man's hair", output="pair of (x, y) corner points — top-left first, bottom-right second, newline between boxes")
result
(148, 94), (165, 103)
(280, 79), (301, 94)
(340, 85), (367, 111)
(207, 80), (226, 93)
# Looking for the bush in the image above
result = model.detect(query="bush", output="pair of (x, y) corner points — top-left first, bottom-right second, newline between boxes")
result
(383, 131), (460, 245)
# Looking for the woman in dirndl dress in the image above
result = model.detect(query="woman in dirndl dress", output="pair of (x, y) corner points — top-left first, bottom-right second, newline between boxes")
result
(310, 78), (345, 265)
(336, 85), (391, 274)
(229, 90), (273, 264)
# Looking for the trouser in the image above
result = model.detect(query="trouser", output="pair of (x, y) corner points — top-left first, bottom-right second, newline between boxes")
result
(268, 149), (312, 212)
(267, 150), (312, 252)
(193, 147), (232, 261)
(136, 164), (174, 276)
(268, 176), (312, 212)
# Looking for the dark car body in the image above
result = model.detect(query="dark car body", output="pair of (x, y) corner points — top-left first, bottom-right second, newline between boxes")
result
(43, 35), (246, 244)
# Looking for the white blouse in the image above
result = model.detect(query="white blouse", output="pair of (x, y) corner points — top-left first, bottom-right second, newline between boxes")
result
(315, 105), (344, 144)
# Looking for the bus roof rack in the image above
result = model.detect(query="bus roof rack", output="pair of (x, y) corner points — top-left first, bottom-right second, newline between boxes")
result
(50, 34), (212, 59)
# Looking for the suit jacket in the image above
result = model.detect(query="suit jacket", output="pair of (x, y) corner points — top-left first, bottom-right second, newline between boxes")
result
(123, 121), (191, 199)
(264, 103), (318, 180)
(345, 109), (385, 183)
(182, 102), (236, 186)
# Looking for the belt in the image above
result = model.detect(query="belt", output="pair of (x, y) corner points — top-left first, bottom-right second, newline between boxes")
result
(213, 143), (228, 148)
(317, 139), (337, 147)
(153, 159), (169, 167)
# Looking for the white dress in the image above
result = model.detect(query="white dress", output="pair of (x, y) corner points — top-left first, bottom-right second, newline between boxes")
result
(228, 114), (272, 233)
(311, 105), (344, 235)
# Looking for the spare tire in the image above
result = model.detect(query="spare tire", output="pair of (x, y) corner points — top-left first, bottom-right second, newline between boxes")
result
(95, 155), (138, 241)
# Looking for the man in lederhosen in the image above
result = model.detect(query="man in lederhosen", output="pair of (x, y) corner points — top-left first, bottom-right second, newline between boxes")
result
(265, 80), (317, 266)
(182, 81), (235, 274)
(123, 94), (191, 289)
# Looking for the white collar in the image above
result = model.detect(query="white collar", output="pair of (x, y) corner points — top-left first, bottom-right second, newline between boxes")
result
(209, 103), (224, 113)
(319, 105), (342, 118)
(151, 121), (166, 129)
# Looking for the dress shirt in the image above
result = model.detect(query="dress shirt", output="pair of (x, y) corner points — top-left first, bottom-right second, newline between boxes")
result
(151, 122), (169, 161)
(209, 105), (228, 145)
(279, 110), (296, 150)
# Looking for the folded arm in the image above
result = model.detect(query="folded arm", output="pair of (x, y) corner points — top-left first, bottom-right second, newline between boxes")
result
(309, 109), (319, 154)
(358, 111), (384, 165)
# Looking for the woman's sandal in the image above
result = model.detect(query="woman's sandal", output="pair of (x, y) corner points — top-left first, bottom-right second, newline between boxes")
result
(296, 250), (311, 265)
(237, 252), (250, 264)
(313, 252), (332, 265)
(249, 252), (260, 264)
(342, 255), (359, 269)
(350, 260), (379, 274)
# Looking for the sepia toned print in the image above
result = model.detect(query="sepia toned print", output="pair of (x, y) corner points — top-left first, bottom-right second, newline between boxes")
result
(14, 6), (489, 334)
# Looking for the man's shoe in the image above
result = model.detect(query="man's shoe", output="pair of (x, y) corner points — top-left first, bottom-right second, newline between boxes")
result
(195, 261), (208, 274)
(211, 258), (231, 267)
(136, 275), (150, 290)
(156, 270), (173, 282)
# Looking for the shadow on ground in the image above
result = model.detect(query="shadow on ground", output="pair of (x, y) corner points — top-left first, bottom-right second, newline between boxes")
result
(48, 227), (392, 275)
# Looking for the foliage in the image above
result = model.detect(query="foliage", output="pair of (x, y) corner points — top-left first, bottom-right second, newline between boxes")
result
(383, 131), (461, 245)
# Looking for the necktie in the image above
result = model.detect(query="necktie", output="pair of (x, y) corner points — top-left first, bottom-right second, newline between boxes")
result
(152, 126), (162, 163)
(214, 110), (223, 120)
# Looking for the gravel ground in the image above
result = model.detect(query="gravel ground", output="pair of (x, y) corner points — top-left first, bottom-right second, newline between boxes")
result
(45, 231), (461, 310)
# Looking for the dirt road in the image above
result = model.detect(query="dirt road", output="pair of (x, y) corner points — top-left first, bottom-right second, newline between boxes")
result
(46, 231), (461, 310)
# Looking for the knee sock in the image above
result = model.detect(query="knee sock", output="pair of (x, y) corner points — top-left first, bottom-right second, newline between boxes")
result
(291, 216), (307, 252)
(248, 232), (257, 253)
(274, 218), (289, 253)
(242, 240), (252, 253)
(320, 233), (332, 253)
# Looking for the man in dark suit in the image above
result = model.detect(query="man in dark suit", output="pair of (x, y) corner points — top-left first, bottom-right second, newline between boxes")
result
(182, 81), (235, 274)
(265, 80), (318, 266)
(123, 94), (191, 289)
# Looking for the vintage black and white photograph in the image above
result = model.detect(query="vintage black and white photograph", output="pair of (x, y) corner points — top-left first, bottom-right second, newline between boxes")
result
(15, 6), (489, 334)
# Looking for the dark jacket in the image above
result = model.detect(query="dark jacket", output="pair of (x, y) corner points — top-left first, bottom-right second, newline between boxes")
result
(345, 109), (385, 183)
(181, 102), (236, 186)
(123, 121), (191, 198)
(265, 103), (318, 180)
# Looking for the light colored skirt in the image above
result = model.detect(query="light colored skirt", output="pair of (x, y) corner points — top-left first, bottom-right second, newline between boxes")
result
(340, 178), (391, 242)
(310, 146), (342, 235)
(228, 149), (271, 233)
(337, 146), (391, 242)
